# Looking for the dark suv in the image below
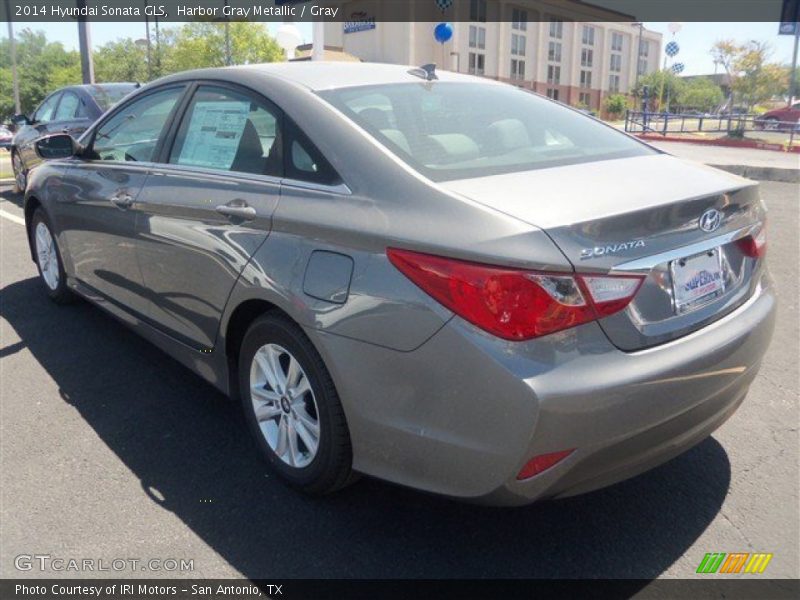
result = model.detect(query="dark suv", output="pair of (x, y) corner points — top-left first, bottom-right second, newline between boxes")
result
(11, 82), (138, 191)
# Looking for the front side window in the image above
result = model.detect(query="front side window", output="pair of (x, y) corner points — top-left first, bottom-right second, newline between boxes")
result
(54, 92), (80, 121)
(34, 94), (61, 123)
(320, 82), (654, 182)
(169, 85), (282, 177)
(92, 87), (184, 162)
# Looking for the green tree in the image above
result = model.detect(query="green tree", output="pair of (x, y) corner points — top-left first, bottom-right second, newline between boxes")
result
(711, 39), (789, 110)
(162, 22), (283, 74)
(0, 29), (81, 121)
(676, 77), (724, 112)
(632, 69), (686, 111)
(603, 94), (628, 118)
(93, 39), (149, 83)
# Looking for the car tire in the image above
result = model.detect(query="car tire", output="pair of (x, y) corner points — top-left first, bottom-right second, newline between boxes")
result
(239, 312), (356, 495)
(31, 208), (74, 304)
(12, 150), (27, 193)
(763, 117), (779, 131)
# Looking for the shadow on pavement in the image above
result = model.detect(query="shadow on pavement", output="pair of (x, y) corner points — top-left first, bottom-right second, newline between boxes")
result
(1, 275), (731, 581)
(0, 186), (23, 210)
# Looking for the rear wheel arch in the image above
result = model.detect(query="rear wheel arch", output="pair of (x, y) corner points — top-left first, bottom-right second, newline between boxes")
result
(24, 195), (43, 262)
(225, 299), (298, 399)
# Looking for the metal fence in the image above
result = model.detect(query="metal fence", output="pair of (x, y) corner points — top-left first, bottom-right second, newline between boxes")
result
(624, 110), (800, 140)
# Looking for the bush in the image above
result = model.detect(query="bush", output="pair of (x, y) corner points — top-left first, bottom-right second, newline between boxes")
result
(604, 94), (628, 118)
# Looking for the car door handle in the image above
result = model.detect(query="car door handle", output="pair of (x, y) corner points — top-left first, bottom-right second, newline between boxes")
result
(215, 204), (256, 220)
(110, 194), (133, 209)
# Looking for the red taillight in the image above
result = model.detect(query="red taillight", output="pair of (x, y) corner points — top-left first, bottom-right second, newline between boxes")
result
(736, 224), (767, 259)
(387, 248), (643, 341)
(516, 449), (575, 480)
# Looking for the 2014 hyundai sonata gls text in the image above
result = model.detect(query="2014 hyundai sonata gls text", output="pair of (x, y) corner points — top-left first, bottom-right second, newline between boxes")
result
(24, 63), (775, 505)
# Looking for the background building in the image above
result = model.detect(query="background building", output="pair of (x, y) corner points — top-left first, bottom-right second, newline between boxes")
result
(323, 0), (662, 111)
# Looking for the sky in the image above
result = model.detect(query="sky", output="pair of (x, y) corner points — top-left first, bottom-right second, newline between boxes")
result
(1, 20), (796, 77)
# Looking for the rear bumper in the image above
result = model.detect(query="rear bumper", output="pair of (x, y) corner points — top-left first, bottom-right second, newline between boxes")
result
(308, 275), (775, 506)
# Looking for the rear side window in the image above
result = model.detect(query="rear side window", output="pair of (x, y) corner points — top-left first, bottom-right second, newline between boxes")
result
(92, 87), (184, 162)
(54, 92), (80, 121)
(169, 85), (282, 177)
(284, 119), (340, 186)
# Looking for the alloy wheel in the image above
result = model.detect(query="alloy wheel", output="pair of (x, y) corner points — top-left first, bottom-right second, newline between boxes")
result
(35, 222), (60, 291)
(249, 343), (320, 468)
(12, 153), (26, 191)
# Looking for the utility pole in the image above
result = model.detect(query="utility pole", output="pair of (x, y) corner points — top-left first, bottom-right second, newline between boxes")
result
(790, 26), (800, 103)
(76, 0), (95, 84)
(312, 22), (325, 61)
(224, 0), (232, 65)
(144, 1), (152, 80)
(5, 5), (21, 114)
(633, 22), (644, 90)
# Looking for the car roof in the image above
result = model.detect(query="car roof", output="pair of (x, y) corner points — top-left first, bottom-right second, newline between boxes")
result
(162, 62), (497, 92)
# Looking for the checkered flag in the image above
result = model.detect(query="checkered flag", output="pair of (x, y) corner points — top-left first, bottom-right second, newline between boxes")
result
(435, 0), (454, 12)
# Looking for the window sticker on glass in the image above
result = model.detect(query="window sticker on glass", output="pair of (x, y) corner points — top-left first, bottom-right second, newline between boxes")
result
(178, 101), (251, 169)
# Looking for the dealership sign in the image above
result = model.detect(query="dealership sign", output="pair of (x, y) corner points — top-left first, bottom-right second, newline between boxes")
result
(344, 11), (376, 34)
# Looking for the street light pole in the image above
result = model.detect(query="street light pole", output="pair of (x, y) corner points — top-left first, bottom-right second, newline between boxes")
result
(634, 22), (644, 90)
(5, 7), (21, 114)
(790, 26), (800, 104)
(76, 0), (95, 84)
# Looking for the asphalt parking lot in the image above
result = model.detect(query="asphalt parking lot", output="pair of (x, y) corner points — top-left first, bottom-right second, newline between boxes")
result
(0, 179), (797, 583)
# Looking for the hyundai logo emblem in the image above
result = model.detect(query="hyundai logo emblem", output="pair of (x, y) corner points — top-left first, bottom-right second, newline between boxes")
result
(698, 209), (722, 233)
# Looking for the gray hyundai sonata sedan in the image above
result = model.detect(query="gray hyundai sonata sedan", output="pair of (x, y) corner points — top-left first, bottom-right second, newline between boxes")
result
(23, 63), (774, 505)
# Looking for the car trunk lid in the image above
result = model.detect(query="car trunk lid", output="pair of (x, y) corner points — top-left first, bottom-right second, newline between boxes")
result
(440, 154), (766, 350)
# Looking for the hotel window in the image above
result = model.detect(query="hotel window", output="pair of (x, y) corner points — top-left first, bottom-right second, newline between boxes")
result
(548, 41), (562, 62)
(638, 57), (648, 75)
(512, 8), (527, 31)
(582, 25), (595, 45)
(639, 40), (649, 57)
(549, 18), (563, 39)
(546, 88), (560, 101)
(547, 65), (561, 85)
(470, 0), (487, 22)
(469, 53), (485, 76)
(579, 92), (592, 106)
(469, 25), (486, 50)
(610, 53), (622, 72)
(580, 70), (592, 89)
(611, 32), (623, 51)
(511, 33), (526, 56)
(510, 59), (525, 80)
(581, 48), (593, 67)
(609, 74), (620, 92)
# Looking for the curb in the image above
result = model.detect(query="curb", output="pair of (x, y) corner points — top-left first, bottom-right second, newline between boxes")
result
(709, 164), (800, 184)
(637, 133), (800, 154)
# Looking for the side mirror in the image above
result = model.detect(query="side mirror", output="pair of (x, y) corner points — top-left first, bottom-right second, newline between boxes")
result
(35, 133), (81, 160)
(11, 114), (30, 126)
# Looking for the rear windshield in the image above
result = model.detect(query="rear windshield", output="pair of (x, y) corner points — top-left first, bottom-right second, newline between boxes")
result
(86, 84), (138, 111)
(319, 82), (655, 182)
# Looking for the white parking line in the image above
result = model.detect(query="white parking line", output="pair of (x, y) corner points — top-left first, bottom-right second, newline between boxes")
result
(0, 208), (25, 226)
